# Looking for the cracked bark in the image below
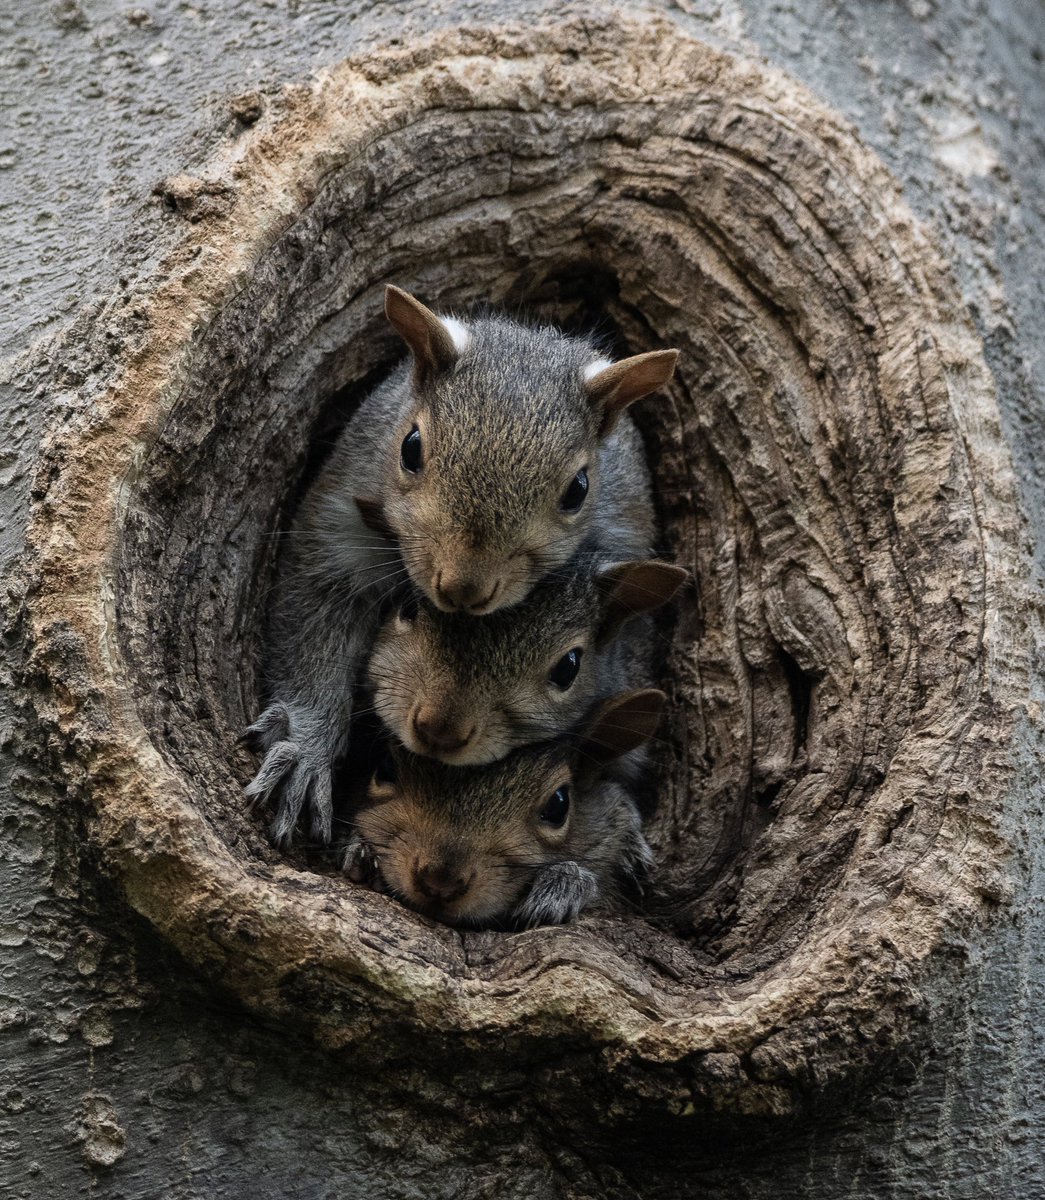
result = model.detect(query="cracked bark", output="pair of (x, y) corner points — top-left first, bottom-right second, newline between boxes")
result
(3, 4), (1043, 1195)
(17, 18), (1028, 1123)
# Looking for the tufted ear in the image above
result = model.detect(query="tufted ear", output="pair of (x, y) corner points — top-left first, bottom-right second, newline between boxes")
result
(385, 286), (463, 384)
(596, 560), (689, 642)
(583, 349), (679, 434)
(579, 689), (667, 765)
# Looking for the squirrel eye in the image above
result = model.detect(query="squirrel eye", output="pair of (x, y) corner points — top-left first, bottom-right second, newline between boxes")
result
(400, 425), (423, 474)
(559, 467), (588, 514)
(539, 786), (571, 828)
(398, 593), (419, 623)
(373, 750), (397, 785)
(548, 647), (583, 690)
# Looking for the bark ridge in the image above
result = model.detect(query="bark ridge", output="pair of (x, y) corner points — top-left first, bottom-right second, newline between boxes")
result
(20, 16), (1029, 1118)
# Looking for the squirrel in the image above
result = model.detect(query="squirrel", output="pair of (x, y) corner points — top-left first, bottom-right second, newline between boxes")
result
(244, 286), (678, 847)
(341, 689), (667, 929)
(366, 551), (687, 765)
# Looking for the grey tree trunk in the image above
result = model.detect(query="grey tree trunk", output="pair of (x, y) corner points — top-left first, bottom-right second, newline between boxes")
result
(2, 1), (1043, 1197)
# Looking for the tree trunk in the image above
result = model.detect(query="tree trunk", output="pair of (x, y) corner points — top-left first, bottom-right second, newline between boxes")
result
(2, 2), (1042, 1196)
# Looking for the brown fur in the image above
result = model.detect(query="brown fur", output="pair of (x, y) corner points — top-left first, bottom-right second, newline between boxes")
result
(344, 690), (666, 928)
(367, 554), (686, 765)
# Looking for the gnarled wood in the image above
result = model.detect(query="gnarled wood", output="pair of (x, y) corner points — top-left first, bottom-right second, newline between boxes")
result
(20, 16), (1028, 1120)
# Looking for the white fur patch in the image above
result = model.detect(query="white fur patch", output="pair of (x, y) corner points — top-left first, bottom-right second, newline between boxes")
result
(441, 317), (472, 354)
(582, 357), (614, 382)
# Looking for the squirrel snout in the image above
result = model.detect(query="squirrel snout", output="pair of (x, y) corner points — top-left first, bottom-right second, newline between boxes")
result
(411, 705), (476, 756)
(433, 569), (501, 614)
(413, 860), (473, 905)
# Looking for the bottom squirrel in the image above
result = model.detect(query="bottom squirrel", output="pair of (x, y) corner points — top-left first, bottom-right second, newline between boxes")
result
(340, 690), (665, 929)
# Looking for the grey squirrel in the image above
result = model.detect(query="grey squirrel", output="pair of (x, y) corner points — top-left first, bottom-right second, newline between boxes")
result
(367, 553), (686, 765)
(341, 689), (667, 928)
(244, 286), (678, 847)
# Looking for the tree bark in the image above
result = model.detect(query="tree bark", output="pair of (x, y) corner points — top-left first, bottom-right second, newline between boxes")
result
(2, 1), (1043, 1196)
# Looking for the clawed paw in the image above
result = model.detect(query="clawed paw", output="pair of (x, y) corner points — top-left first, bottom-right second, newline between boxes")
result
(339, 835), (382, 888)
(242, 704), (335, 848)
(514, 861), (599, 929)
(241, 701), (291, 752)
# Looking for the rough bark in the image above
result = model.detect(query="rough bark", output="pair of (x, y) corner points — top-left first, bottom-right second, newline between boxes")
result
(15, 15), (1030, 1124)
(2, 1), (1043, 1196)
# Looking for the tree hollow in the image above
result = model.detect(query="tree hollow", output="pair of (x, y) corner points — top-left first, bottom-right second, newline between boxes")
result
(22, 17), (1027, 1118)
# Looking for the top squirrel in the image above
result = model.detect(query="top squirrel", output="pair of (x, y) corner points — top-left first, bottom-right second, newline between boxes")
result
(244, 285), (679, 847)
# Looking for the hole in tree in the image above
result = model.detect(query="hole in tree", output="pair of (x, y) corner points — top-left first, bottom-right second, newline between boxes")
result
(32, 31), (1005, 1108)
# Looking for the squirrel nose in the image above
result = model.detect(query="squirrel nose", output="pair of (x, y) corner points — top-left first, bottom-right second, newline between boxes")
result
(411, 705), (476, 755)
(434, 570), (500, 613)
(413, 861), (472, 904)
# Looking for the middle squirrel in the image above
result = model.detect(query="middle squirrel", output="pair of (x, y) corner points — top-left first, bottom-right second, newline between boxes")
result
(246, 286), (679, 847)
(367, 550), (686, 767)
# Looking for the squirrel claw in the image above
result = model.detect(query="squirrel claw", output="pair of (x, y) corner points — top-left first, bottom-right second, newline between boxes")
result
(242, 707), (336, 846)
(621, 825), (655, 889)
(243, 739), (297, 810)
(265, 756), (333, 849)
(514, 861), (599, 928)
(341, 836), (381, 888)
(241, 701), (291, 752)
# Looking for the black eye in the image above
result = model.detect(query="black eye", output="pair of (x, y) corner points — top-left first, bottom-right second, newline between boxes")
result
(400, 425), (423, 473)
(399, 593), (419, 622)
(559, 467), (588, 513)
(540, 786), (570, 827)
(548, 647), (583, 690)
(373, 750), (397, 784)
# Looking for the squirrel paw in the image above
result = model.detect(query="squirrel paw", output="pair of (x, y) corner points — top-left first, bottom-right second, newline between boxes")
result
(242, 704), (335, 848)
(514, 862), (599, 929)
(339, 836), (382, 888)
(241, 701), (291, 752)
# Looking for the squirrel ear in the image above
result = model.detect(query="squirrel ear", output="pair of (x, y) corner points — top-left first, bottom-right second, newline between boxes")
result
(385, 286), (462, 383)
(580, 689), (667, 764)
(596, 560), (689, 641)
(583, 349), (679, 435)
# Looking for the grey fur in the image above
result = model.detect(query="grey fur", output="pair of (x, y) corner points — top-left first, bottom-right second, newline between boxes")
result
(515, 861), (600, 928)
(398, 316), (655, 560)
(247, 297), (671, 845)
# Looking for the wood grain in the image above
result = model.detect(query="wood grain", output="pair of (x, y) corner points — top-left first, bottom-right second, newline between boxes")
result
(19, 16), (1029, 1120)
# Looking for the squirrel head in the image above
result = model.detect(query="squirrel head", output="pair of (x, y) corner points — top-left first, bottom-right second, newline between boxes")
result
(353, 689), (666, 927)
(366, 286), (678, 615)
(367, 555), (686, 765)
